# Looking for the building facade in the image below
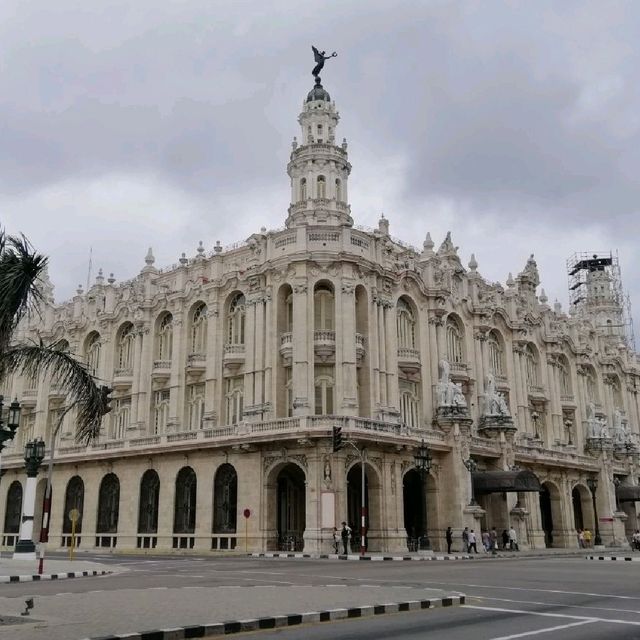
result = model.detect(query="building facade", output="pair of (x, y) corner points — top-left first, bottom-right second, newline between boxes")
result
(1, 77), (640, 554)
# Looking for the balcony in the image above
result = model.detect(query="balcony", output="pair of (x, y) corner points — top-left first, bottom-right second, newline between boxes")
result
(355, 333), (366, 365)
(397, 347), (421, 374)
(48, 385), (66, 399)
(21, 389), (38, 406)
(152, 360), (172, 381)
(113, 367), (134, 388)
(560, 393), (576, 406)
(186, 353), (206, 375)
(314, 330), (335, 361)
(223, 343), (245, 370)
(279, 332), (293, 366)
(527, 384), (546, 398)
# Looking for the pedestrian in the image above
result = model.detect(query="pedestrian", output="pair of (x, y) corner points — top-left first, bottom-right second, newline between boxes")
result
(482, 530), (490, 552)
(509, 526), (519, 551)
(501, 529), (509, 550)
(577, 529), (585, 549)
(632, 530), (640, 551)
(584, 529), (592, 548)
(462, 526), (469, 553)
(490, 527), (498, 552)
(340, 521), (351, 555)
(332, 527), (340, 554)
(445, 526), (453, 555)
(467, 529), (478, 553)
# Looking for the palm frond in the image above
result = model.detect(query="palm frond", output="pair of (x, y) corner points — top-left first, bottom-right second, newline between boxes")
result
(0, 233), (48, 353)
(0, 343), (108, 444)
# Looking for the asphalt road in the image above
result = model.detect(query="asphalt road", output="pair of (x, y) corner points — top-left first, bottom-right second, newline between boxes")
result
(2, 552), (640, 639)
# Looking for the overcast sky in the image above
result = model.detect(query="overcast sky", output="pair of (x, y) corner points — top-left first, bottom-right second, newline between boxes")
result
(1, 0), (639, 340)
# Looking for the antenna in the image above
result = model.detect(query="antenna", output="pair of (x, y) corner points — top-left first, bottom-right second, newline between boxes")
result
(86, 247), (93, 291)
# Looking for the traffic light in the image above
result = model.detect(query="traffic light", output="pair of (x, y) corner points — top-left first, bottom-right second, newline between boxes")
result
(332, 426), (343, 452)
(99, 385), (114, 415)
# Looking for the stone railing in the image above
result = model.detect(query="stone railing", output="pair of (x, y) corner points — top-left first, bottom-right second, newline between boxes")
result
(513, 443), (596, 467)
(560, 394), (575, 404)
(153, 360), (172, 371)
(186, 353), (206, 368)
(313, 330), (336, 343)
(280, 332), (293, 347)
(21, 388), (38, 399)
(114, 367), (134, 378)
(528, 384), (545, 395)
(397, 347), (420, 360)
(308, 231), (341, 243)
(274, 233), (297, 249)
(224, 344), (245, 354)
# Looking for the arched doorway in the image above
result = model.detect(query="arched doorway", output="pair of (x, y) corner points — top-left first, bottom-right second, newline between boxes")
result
(347, 463), (382, 552)
(403, 469), (426, 550)
(97, 473), (120, 547)
(572, 484), (594, 541)
(174, 466), (197, 548)
(572, 487), (583, 531)
(539, 486), (553, 547)
(138, 469), (160, 548)
(213, 464), (238, 537)
(32, 478), (48, 544)
(62, 476), (84, 547)
(275, 464), (306, 551)
(3, 481), (22, 546)
(539, 481), (563, 548)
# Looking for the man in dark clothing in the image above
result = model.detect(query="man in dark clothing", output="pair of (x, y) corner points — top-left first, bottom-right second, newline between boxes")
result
(445, 526), (453, 554)
(502, 529), (510, 550)
(340, 521), (351, 555)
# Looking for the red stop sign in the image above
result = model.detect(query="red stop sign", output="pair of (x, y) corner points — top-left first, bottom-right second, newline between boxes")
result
(243, 508), (251, 519)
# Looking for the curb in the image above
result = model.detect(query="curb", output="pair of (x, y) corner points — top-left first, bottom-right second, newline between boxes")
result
(0, 569), (112, 583)
(586, 555), (640, 562)
(82, 595), (465, 639)
(249, 552), (473, 561)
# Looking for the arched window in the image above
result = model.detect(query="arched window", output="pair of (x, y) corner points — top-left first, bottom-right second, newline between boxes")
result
(286, 294), (293, 332)
(138, 470), (160, 534)
(227, 294), (246, 345)
(113, 398), (130, 439)
(317, 175), (326, 199)
(153, 390), (170, 434)
(156, 313), (173, 361)
(487, 331), (504, 377)
(117, 324), (135, 371)
(558, 357), (571, 395)
(85, 332), (101, 376)
(213, 464), (238, 533)
(300, 178), (307, 201)
(314, 365), (334, 415)
(335, 178), (342, 202)
(174, 467), (197, 534)
(3, 481), (22, 535)
(314, 284), (334, 331)
(187, 383), (205, 431)
(399, 380), (419, 428)
(396, 298), (416, 350)
(190, 303), (207, 354)
(446, 317), (464, 364)
(225, 377), (244, 425)
(97, 474), (120, 533)
(62, 476), (84, 534)
(525, 345), (539, 387)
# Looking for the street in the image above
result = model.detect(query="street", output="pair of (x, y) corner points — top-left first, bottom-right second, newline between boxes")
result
(1, 552), (640, 639)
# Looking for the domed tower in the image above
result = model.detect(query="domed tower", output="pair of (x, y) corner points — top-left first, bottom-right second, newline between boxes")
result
(286, 77), (353, 227)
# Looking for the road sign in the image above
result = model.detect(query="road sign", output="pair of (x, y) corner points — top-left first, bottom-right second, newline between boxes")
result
(68, 508), (80, 523)
(243, 508), (251, 519)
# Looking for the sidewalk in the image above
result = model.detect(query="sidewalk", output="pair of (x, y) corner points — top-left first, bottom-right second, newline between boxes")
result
(0, 556), (120, 582)
(0, 583), (464, 640)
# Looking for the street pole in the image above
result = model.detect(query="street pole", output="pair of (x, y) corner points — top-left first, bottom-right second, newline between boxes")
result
(587, 477), (602, 546)
(360, 449), (366, 555)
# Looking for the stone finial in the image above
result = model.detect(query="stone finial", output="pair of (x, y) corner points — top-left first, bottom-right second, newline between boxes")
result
(554, 299), (562, 313)
(506, 273), (515, 288)
(144, 247), (155, 267)
(424, 232), (434, 250)
(260, 227), (267, 234)
(197, 240), (205, 256)
(107, 273), (116, 284)
(214, 240), (222, 254)
(468, 253), (478, 272)
(378, 213), (389, 235)
(76, 284), (84, 295)
(539, 288), (548, 304)
(179, 252), (188, 266)
(95, 268), (104, 285)
(342, 137), (348, 151)
(292, 136), (298, 150)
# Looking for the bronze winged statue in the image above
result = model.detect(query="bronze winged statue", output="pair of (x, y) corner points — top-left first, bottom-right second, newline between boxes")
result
(312, 45), (337, 79)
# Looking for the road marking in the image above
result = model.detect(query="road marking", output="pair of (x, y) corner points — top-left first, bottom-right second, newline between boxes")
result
(482, 595), (640, 616)
(242, 578), (294, 585)
(490, 620), (595, 639)
(464, 605), (640, 626)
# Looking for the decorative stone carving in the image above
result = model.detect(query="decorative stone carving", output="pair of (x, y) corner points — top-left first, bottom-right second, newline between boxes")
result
(436, 360), (468, 416)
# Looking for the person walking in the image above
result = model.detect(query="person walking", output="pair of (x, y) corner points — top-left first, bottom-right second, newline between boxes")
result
(462, 527), (469, 553)
(490, 527), (498, 552)
(509, 526), (519, 551)
(340, 521), (351, 555)
(482, 530), (490, 552)
(577, 529), (585, 549)
(501, 529), (509, 550)
(584, 529), (592, 548)
(332, 527), (340, 554)
(445, 526), (453, 554)
(467, 529), (478, 553)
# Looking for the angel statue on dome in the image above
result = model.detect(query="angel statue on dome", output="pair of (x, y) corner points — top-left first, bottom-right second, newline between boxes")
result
(312, 46), (337, 79)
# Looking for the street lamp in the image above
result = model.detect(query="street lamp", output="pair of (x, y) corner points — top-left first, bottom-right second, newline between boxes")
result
(14, 438), (46, 558)
(0, 396), (22, 452)
(414, 440), (432, 550)
(462, 456), (478, 506)
(586, 476), (602, 546)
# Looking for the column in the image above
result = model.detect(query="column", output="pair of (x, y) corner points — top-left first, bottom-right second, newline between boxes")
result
(168, 311), (185, 431)
(377, 303), (387, 408)
(132, 323), (151, 433)
(243, 300), (257, 419)
(339, 283), (357, 414)
(292, 282), (311, 415)
(14, 454), (43, 559)
(385, 304), (400, 415)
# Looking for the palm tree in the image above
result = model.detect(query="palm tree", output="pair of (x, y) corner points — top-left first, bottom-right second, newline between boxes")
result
(0, 231), (108, 443)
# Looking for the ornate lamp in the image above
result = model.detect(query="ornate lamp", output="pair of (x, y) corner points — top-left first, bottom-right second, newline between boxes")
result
(414, 439), (432, 475)
(24, 438), (46, 475)
(8, 398), (21, 430)
(0, 396), (21, 452)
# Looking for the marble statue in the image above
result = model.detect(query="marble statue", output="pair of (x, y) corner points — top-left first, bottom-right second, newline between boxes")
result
(483, 374), (510, 417)
(437, 359), (468, 410)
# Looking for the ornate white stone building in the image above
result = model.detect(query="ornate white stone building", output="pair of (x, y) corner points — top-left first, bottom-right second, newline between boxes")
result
(2, 76), (640, 554)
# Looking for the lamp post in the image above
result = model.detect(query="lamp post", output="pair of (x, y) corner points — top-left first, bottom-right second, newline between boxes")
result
(14, 438), (46, 559)
(586, 476), (602, 546)
(413, 439), (433, 549)
(0, 396), (22, 476)
(462, 456), (478, 506)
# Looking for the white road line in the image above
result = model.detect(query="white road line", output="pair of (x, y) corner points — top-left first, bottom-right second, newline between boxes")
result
(490, 620), (595, 639)
(481, 595), (640, 617)
(242, 578), (294, 585)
